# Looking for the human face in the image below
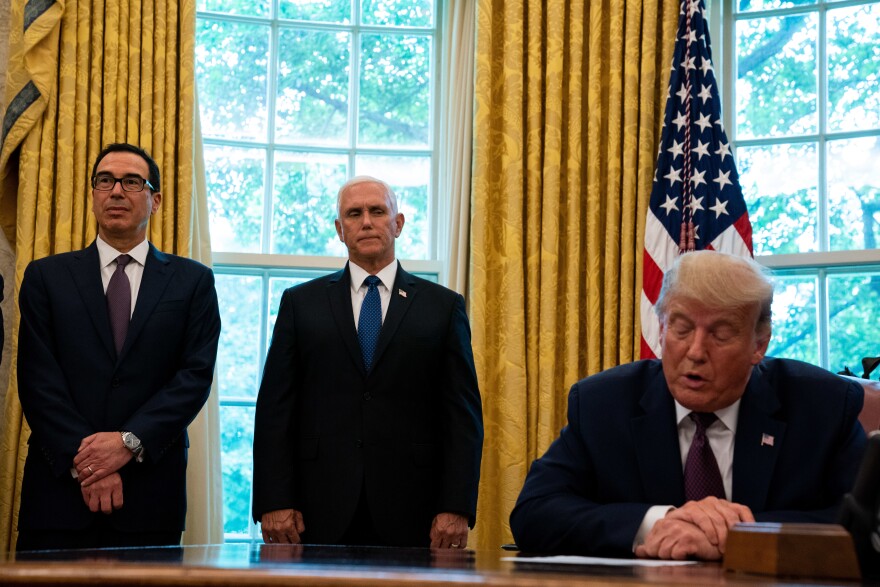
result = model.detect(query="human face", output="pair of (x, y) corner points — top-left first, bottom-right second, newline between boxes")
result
(334, 181), (404, 272)
(92, 151), (161, 248)
(660, 297), (770, 412)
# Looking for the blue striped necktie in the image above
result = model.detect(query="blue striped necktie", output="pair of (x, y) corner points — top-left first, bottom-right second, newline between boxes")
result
(358, 275), (382, 371)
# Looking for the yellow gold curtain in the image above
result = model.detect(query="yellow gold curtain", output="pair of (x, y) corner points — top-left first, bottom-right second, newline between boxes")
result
(0, 0), (197, 551)
(470, 0), (679, 549)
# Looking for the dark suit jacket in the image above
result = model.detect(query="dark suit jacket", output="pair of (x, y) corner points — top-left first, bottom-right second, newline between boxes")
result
(252, 263), (483, 546)
(17, 242), (221, 533)
(510, 358), (866, 556)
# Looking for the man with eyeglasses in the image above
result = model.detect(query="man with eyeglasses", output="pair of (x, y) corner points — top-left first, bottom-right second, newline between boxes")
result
(15, 143), (221, 551)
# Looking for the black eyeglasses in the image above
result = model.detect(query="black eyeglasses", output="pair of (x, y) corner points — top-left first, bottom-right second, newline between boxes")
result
(92, 174), (156, 192)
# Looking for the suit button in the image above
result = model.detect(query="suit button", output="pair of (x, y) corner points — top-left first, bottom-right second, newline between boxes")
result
(112, 378), (121, 387)
(356, 440), (363, 448)
(363, 392), (371, 400)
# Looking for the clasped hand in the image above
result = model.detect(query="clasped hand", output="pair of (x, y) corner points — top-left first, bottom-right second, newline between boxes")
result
(72, 432), (133, 513)
(635, 497), (755, 561)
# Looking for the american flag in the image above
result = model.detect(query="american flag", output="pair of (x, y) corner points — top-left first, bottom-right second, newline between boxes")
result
(640, 0), (754, 359)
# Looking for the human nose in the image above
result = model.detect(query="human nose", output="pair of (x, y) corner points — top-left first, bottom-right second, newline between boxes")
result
(685, 329), (709, 361)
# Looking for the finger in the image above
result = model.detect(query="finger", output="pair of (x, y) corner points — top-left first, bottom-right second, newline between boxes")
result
(294, 513), (306, 534)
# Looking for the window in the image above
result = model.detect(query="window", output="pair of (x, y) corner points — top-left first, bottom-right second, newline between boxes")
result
(716, 0), (880, 371)
(195, 0), (444, 540)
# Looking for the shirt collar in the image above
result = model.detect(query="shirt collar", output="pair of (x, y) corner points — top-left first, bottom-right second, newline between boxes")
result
(349, 259), (398, 292)
(674, 398), (741, 432)
(96, 235), (150, 269)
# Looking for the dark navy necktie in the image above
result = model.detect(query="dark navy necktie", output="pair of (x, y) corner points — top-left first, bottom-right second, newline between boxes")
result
(358, 275), (382, 371)
(684, 412), (726, 501)
(106, 254), (132, 354)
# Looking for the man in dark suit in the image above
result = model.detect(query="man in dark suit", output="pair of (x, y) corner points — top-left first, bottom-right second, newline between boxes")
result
(510, 251), (866, 560)
(16, 143), (221, 551)
(253, 176), (483, 549)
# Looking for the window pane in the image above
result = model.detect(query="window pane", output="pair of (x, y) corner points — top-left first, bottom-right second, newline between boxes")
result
(355, 154), (430, 259)
(827, 4), (880, 132)
(206, 146), (266, 253)
(220, 405), (255, 536)
(271, 152), (348, 255)
(279, 0), (350, 22)
(739, 143), (818, 255)
(361, 0), (433, 27)
(216, 274), (263, 398)
(768, 275), (818, 364)
(737, 0), (814, 13)
(197, 0), (269, 17)
(736, 14), (817, 139)
(828, 137), (880, 252)
(828, 272), (880, 374)
(196, 20), (269, 141)
(276, 29), (351, 146)
(359, 34), (431, 147)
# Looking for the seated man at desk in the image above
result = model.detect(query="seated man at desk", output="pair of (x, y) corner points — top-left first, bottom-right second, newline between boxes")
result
(510, 251), (866, 561)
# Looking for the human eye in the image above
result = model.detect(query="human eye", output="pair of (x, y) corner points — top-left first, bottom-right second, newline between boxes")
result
(94, 174), (115, 190)
(121, 177), (144, 191)
(370, 207), (386, 216)
(712, 325), (737, 343)
(667, 317), (693, 338)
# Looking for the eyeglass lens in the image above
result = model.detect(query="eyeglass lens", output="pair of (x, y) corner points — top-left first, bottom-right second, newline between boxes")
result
(93, 175), (149, 192)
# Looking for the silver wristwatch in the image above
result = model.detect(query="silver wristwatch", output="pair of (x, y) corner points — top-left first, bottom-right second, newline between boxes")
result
(121, 431), (144, 463)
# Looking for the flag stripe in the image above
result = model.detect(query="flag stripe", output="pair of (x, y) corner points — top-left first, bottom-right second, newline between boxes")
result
(640, 0), (754, 359)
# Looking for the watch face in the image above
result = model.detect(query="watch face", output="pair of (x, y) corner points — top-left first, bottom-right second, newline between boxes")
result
(123, 432), (140, 450)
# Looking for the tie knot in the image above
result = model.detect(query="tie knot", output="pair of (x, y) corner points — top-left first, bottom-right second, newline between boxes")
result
(116, 254), (132, 269)
(690, 412), (717, 431)
(364, 275), (381, 289)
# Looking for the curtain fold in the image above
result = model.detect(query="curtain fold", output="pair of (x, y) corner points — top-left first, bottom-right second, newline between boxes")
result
(470, 0), (678, 550)
(0, 0), (214, 551)
(438, 0), (475, 295)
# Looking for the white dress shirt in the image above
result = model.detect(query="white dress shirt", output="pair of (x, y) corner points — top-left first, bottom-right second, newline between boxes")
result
(633, 399), (742, 548)
(348, 259), (398, 329)
(96, 235), (150, 317)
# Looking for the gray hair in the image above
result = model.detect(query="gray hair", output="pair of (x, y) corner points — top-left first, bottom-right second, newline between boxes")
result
(336, 176), (399, 218)
(655, 251), (774, 335)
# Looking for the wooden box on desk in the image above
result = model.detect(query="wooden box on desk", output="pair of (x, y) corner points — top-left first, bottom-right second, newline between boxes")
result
(723, 522), (861, 581)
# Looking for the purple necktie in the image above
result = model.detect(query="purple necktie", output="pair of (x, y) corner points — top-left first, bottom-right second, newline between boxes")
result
(106, 254), (132, 354)
(684, 412), (726, 501)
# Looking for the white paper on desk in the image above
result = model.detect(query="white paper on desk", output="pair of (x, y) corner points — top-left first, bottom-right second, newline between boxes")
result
(503, 555), (698, 567)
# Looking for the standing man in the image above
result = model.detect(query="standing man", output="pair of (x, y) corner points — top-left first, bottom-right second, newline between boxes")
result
(253, 176), (483, 548)
(510, 251), (866, 560)
(16, 143), (221, 550)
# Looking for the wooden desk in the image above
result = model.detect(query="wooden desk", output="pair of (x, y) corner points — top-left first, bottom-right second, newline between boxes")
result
(0, 543), (868, 586)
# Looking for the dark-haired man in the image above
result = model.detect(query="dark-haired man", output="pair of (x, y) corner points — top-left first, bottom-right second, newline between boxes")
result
(16, 143), (221, 550)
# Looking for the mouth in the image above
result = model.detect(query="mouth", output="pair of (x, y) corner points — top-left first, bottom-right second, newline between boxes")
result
(681, 372), (707, 388)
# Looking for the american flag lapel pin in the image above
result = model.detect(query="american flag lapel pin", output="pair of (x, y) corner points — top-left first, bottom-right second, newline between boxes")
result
(398, 289), (407, 298)
(761, 433), (774, 447)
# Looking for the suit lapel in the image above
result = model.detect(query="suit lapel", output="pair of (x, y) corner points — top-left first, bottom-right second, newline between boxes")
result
(120, 244), (175, 361)
(732, 366), (785, 511)
(327, 266), (364, 372)
(632, 370), (687, 504)
(68, 243), (115, 359)
(370, 265), (415, 372)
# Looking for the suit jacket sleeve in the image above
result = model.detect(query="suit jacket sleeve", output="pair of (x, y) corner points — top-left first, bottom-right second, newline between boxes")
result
(18, 261), (95, 476)
(122, 265), (221, 462)
(438, 293), (484, 524)
(509, 383), (651, 556)
(252, 288), (299, 520)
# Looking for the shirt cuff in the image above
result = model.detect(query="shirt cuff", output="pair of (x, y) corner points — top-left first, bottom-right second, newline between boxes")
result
(633, 505), (675, 551)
